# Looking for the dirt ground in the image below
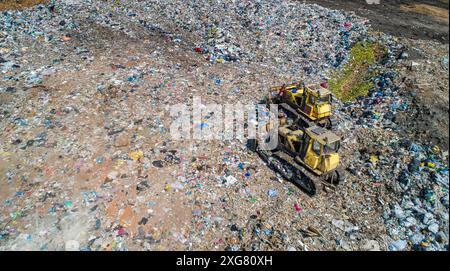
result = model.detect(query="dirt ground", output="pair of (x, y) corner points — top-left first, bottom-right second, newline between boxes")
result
(395, 38), (449, 150)
(0, 0), (49, 11)
(307, 0), (449, 43)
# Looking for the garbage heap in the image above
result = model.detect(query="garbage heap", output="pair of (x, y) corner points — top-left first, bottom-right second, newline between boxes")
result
(0, 0), (448, 251)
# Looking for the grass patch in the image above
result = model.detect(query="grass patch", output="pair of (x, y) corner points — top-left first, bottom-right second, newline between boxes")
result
(0, 0), (48, 11)
(329, 41), (385, 102)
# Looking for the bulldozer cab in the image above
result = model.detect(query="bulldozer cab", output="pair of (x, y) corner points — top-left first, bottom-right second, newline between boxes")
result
(301, 84), (332, 120)
(299, 126), (340, 174)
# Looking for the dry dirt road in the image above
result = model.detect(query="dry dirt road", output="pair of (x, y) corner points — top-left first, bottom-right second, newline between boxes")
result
(307, 0), (449, 43)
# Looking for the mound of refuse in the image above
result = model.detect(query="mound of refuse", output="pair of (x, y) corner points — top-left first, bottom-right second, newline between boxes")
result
(0, 0), (448, 251)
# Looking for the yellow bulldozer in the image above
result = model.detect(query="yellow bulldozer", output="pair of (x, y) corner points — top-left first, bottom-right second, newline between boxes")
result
(248, 113), (344, 195)
(269, 82), (336, 129)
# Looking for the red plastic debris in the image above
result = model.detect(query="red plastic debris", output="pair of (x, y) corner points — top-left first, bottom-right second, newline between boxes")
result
(194, 47), (202, 53)
(117, 228), (127, 236)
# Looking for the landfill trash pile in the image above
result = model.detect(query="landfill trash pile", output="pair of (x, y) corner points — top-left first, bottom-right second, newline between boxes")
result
(153, 0), (369, 70)
(0, 0), (448, 251)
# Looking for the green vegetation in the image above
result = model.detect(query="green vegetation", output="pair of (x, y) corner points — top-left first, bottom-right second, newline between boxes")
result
(329, 41), (386, 102)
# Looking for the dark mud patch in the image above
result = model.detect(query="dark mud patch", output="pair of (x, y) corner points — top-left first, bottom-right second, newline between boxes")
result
(306, 0), (449, 43)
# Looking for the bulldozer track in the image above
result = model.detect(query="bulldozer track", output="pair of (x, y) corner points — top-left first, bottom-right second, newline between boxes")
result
(256, 148), (318, 196)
